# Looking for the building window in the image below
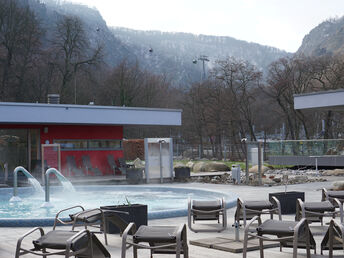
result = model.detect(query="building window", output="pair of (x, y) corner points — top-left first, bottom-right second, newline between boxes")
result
(55, 140), (87, 150)
(54, 139), (122, 151)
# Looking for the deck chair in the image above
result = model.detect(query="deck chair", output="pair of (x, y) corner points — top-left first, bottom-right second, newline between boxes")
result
(117, 157), (129, 175)
(121, 222), (189, 258)
(295, 198), (343, 225)
(82, 155), (102, 176)
(107, 155), (123, 175)
(15, 228), (107, 258)
(321, 219), (344, 257)
(322, 188), (344, 204)
(66, 156), (84, 177)
(187, 198), (227, 232)
(243, 216), (316, 258)
(235, 196), (281, 226)
(54, 205), (128, 245)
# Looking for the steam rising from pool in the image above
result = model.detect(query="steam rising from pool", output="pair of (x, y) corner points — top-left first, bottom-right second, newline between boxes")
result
(0, 185), (237, 220)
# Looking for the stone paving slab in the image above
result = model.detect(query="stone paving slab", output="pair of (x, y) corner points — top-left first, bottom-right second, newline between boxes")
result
(190, 237), (279, 253)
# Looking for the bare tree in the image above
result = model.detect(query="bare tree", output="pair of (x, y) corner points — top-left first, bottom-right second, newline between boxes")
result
(52, 15), (102, 103)
(0, 0), (42, 101)
(212, 57), (262, 141)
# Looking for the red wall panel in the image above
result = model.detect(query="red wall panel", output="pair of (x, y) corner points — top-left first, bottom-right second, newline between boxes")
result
(0, 124), (124, 176)
(40, 125), (124, 176)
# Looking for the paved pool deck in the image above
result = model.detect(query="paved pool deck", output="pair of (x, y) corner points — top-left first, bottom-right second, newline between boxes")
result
(1, 179), (342, 257)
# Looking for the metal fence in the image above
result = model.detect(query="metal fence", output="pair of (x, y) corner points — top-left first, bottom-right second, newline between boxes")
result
(173, 142), (245, 161)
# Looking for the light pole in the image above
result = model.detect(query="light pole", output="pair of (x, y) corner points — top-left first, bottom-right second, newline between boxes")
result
(192, 55), (209, 81)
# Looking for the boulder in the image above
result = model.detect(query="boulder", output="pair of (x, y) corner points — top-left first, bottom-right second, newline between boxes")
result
(322, 169), (344, 176)
(333, 181), (344, 190)
(173, 162), (187, 169)
(193, 161), (230, 172)
(193, 162), (207, 172)
(133, 157), (145, 168)
(186, 161), (195, 170)
(249, 165), (269, 174)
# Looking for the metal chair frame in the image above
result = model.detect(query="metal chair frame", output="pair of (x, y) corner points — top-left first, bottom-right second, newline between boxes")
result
(296, 198), (343, 225)
(321, 219), (344, 257)
(243, 216), (315, 258)
(53, 205), (108, 245)
(15, 228), (92, 258)
(187, 197), (227, 233)
(121, 222), (188, 258)
(235, 196), (282, 226)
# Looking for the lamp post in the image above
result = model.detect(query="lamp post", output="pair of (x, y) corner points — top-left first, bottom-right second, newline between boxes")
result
(192, 55), (209, 81)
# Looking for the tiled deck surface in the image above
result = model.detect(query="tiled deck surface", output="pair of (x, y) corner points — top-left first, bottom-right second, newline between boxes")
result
(1, 179), (343, 257)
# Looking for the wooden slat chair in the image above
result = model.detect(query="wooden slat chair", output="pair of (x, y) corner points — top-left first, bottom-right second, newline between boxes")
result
(243, 216), (316, 258)
(15, 228), (96, 258)
(295, 198), (343, 225)
(121, 223), (188, 258)
(321, 219), (344, 257)
(235, 196), (282, 226)
(187, 198), (227, 232)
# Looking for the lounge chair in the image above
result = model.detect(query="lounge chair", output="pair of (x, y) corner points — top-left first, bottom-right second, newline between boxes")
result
(54, 205), (128, 245)
(117, 157), (130, 175)
(121, 222), (189, 258)
(187, 198), (227, 232)
(82, 155), (102, 176)
(295, 198), (343, 225)
(107, 154), (123, 175)
(321, 219), (344, 257)
(66, 155), (84, 177)
(243, 216), (316, 258)
(15, 228), (96, 258)
(235, 197), (281, 226)
(322, 188), (344, 204)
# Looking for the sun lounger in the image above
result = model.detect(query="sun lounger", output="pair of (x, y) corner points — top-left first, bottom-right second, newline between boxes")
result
(295, 198), (343, 225)
(121, 222), (188, 258)
(53, 205), (128, 245)
(321, 219), (344, 257)
(322, 188), (344, 204)
(235, 197), (281, 226)
(15, 228), (111, 258)
(117, 157), (130, 175)
(66, 155), (84, 176)
(187, 197), (227, 232)
(243, 216), (316, 258)
(82, 155), (102, 176)
(107, 154), (124, 175)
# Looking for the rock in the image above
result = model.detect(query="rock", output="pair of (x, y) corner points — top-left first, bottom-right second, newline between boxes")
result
(186, 161), (195, 170)
(272, 177), (281, 183)
(262, 178), (275, 185)
(249, 165), (269, 174)
(133, 157), (145, 168)
(193, 162), (207, 172)
(322, 169), (344, 176)
(174, 162), (187, 169)
(333, 181), (344, 190)
(193, 161), (230, 172)
(326, 147), (337, 155)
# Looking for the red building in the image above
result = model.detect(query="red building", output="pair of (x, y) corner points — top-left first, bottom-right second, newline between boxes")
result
(0, 101), (181, 179)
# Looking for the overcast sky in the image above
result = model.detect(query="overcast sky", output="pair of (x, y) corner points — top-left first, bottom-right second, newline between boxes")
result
(68, 0), (344, 53)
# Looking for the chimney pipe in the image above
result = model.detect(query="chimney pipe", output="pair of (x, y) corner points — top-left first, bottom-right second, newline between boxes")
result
(47, 94), (60, 104)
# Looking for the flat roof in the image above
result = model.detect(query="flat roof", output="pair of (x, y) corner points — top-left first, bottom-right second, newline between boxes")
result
(0, 102), (182, 126)
(294, 89), (344, 111)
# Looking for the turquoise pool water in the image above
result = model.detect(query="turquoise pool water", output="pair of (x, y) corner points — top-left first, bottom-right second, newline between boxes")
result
(0, 185), (237, 226)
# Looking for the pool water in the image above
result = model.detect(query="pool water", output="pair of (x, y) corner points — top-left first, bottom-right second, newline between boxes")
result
(0, 185), (237, 220)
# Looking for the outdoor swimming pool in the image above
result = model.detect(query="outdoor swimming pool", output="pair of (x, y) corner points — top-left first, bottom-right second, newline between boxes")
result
(0, 185), (237, 226)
